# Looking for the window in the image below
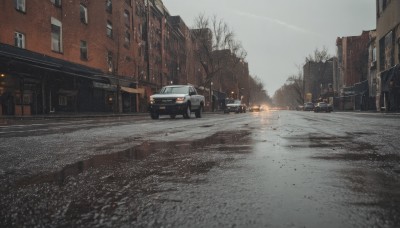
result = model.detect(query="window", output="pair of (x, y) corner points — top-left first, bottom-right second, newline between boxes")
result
(51, 17), (62, 53)
(80, 40), (88, 60)
(106, 0), (112, 13)
(106, 21), (113, 38)
(14, 32), (25, 49)
(50, 0), (61, 7)
(107, 51), (113, 73)
(124, 31), (131, 47)
(59, 95), (67, 106)
(372, 47), (376, 62)
(124, 10), (130, 27)
(378, 0), (388, 16)
(398, 38), (400, 64)
(80, 4), (88, 24)
(14, 0), (26, 12)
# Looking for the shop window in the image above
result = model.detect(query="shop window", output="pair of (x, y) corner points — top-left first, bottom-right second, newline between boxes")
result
(14, 0), (26, 13)
(59, 95), (67, 106)
(51, 17), (63, 53)
(14, 32), (25, 49)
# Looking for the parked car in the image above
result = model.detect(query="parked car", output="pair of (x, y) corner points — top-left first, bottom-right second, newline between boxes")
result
(148, 85), (205, 119)
(314, 102), (331, 112)
(224, 99), (246, 113)
(296, 104), (304, 111)
(303, 102), (315, 111)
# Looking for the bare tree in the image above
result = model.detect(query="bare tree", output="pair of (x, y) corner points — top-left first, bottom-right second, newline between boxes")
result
(285, 65), (304, 105)
(192, 14), (247, 87)
(306, 46), (331, 62)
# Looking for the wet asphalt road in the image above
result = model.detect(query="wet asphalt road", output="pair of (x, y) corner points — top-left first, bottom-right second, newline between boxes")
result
(0, 111), (400, 227)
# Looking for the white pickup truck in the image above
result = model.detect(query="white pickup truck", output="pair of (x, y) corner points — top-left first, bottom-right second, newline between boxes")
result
(148, 85), (205, 119)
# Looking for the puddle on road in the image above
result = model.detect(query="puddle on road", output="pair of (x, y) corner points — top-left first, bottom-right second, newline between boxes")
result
(284, 131), (400, 227)
(284, 132), (400, 162)
(13, 130), (252, 188)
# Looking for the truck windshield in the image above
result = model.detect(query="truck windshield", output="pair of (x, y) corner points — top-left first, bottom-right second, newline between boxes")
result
(159, 87), (189, 94)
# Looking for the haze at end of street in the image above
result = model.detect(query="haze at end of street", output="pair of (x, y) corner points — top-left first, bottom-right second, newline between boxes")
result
(162, 0), (376, 95)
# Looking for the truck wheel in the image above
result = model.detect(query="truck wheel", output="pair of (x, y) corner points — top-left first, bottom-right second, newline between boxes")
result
(195, 106), (202, 118)
(170, 114), (176, 119)
(150, 112), (159, 119)
(183, 105), (191, 119)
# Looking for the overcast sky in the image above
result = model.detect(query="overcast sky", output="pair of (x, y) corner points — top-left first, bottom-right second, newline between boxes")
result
(162, 0), (376, 96)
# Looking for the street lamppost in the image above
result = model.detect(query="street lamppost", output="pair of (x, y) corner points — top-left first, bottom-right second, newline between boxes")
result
(210, 81), (213, 112)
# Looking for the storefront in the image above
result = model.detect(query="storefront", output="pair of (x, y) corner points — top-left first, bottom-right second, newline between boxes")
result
(0, 43), (114, 115)
(380, 64), (400, 111)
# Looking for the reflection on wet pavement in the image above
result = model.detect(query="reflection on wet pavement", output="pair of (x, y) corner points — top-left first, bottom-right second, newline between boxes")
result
(284, 131), (400, 228)
(0, 130), (252, 227)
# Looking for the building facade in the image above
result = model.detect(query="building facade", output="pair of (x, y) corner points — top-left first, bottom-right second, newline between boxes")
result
(376, 0), (400, 111)
(0, 0), (148, 115)
(0, 0), (250, 116)
(335, 31), (370, 110)
(303, 60), (334, 103)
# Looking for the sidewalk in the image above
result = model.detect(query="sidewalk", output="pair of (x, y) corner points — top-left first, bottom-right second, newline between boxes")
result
(0, 110), (221, 121)
(0, 112), (148, 121)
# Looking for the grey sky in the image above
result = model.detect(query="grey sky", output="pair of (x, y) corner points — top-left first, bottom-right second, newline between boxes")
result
(163, 0), (376, 96)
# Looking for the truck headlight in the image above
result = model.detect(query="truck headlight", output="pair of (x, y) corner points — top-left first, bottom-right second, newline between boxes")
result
(150, 98), (155, 104)
(176, 97), (185, 103)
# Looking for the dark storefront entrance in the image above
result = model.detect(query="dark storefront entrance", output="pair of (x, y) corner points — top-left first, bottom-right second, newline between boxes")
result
(0, 43), (140, 116)
(381, 65), (400, 111)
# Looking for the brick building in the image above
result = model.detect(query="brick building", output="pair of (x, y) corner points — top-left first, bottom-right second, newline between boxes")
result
(0, 0), (248, 116)
(335, 31), (370, 110)
(376, 0), (400, 111)
(0, 0), (147, 115)
(303, 60), (334, 103)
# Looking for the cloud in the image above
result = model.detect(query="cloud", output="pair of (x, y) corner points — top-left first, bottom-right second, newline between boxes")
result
(233, 10), (317, 35)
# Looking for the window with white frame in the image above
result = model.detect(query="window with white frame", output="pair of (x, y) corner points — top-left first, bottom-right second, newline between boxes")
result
(51, 17), (62, 53)
(80, 40), (88, 60)
(80, 4), (88, 24)
(107, 51), (114, 73)
(125, 31), (130, 47)
(50, 0), (61, 7)
(14, 32), (25, 49)
(106, 21), (113, 38)
(106, 0), (112, 13)
(14, 0), (26, 12)
(124, 10), (130, 27)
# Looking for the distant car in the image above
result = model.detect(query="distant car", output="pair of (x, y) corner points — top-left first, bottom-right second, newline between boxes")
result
(224, 99), (246, 113)
(249, 105), (261, 112)
(327, 103), (333, 112)
(303, 102), (315, 111)
(314, 102), (331, 112)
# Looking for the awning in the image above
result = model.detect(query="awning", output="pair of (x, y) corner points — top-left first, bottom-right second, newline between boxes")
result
(93, 82), (117, 91)
(120, 86), (145, 95)
(58, 89), (78, 96)
(0, 43), (107, 82)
